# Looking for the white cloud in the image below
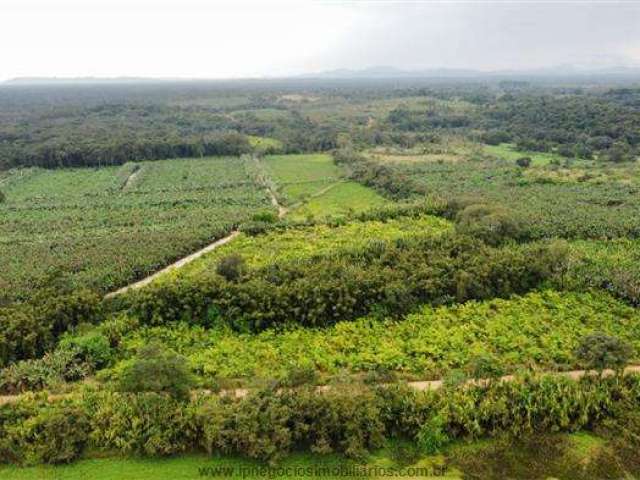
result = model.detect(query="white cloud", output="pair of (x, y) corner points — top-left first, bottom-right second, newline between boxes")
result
(1, 0), (639, 80)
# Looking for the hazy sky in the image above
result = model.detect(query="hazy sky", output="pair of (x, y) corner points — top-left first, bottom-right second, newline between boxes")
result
(2, 0), (640, 80)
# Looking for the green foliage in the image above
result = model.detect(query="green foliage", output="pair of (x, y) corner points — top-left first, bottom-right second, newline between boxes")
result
(575, 334), (632, 373)
(467, 354), (505, 380)
(215, 254), (246, 283)
(367, 158), (640, 241)
(125, 234), (557, 331)
(0, 156), (271, 305)
(0, 349), (90, 395)
(5, 374), (640, 467)
(58, 331), (112, 370)
(0, 289), (102, 366)
(116, 342), (194, 401)
(197, 385), (386, 464)
(415, 414), (449, 454)
(0, 402), (89, 465)
(278, 364), (318, 388)
(85, 392), (196, 456)
(455, 203), (523, 246)
(116, 290), (639, 383)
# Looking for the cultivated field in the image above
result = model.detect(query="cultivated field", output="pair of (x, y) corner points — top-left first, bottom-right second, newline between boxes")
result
(1, 80), (640, 479)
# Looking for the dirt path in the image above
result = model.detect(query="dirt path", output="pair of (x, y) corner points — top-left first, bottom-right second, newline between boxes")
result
(3, 365), (640, 405)
(287, 180), (345, 212)
(121, 166), (141, 191)
(268, 186), (288, 219)
(104, 231), (240, 298)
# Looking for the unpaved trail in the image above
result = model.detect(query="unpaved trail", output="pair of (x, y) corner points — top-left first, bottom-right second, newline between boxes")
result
(104, 231), (240, 298)
(287, 179), (345, 211)
(3, 365), (640, 405)
(121, 166), (141, 191)
(268, 186), (288, 218)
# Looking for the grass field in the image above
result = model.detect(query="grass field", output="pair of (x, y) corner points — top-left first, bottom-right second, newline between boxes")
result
(0, 432), (627, 480)
(261, 153), (389, 219)
(483, 143), (568, 166)
(288, 182), (389, 221)
(0, 157), (271, 302)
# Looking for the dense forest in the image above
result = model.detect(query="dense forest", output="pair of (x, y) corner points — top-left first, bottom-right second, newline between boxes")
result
(1, 79), (640, 169)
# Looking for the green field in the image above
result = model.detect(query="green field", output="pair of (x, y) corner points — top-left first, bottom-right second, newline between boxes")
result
(0, 157), (271, 302)
(1, 432), (630, 480)
(374, 156), (640, 240)
(288, 182), (389, 221)
(483, 143), (568, 166)
(261, 153), (389, 219)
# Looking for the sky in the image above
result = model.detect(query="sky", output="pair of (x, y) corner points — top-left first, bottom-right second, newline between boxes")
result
(2, 0), (640, 80)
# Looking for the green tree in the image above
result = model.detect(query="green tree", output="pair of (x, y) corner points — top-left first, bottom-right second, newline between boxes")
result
(575, 333), (632, 374)
(455, 204), (523, 246)
(116, 342), (194, 401)
(216, 254), (246, 282)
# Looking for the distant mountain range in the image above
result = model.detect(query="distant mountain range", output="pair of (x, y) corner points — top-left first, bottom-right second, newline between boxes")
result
(4, 65), (640, 85)
(298, 65), (640, 79)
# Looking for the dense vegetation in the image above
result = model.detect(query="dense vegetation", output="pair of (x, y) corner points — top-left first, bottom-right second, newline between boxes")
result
(1, 78), (640, 476)
(0, 156), (271, 304)
(3, 80), (639, 170)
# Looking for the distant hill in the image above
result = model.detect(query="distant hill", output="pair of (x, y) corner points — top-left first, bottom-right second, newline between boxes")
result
(298, 65), (640, 80)
(4, 65), (640, 85)
(2, 76), (186, 86)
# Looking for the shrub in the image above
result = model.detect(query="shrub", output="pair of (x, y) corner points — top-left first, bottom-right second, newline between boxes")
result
(58, 331), (113, 370)
(0, 289), (102, 367)
(468, 354), (505, 380)
(215, 254), (246, 282)
(0, 349), (90, 395)
(0, 190), (5, 203)
(455, 204), (523, 246)
(4, 404), (89, 465)
(0, 399), (89, 465)
(125, 235), (559, 331)
(415, 414), (449, 454)
(198, 385), (386, 464)
(86, 392), (196, 456)
(116, 342), (194, 401)
(279, 364), (318, 387)
(575, 333), (632, 373)
(251, 211), (278, 223)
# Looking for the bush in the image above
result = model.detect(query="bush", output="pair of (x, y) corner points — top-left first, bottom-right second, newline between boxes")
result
(279, 364), (318, 387)
(215, 254), (246, 282)
(116, 342), (194, 401)
(467, 354), (505, 380)
(3, 404), (89, 465)
(86, 392), (195, 456)
(0, 289), (102, 367)
(58, 331), (113, 370)
(18, 406), (89, 464)
(0, 349), (90, 395)
(198, 385), (386, 464)
(575, 333), (632, 373)
(455, 204), (523, 246)
(0, 190), (5, 203)
(415, 414), (449, 454)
